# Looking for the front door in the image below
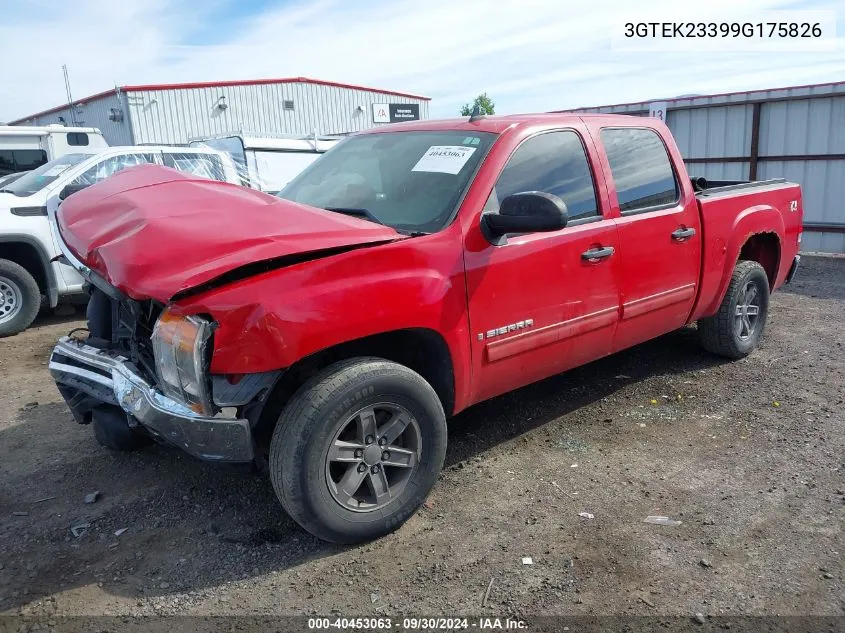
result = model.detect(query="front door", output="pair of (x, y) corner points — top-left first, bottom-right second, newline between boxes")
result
(463, 127), (622, 404)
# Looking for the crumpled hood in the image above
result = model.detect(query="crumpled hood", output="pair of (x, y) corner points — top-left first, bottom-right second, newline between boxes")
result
(57, 165), (406, 302)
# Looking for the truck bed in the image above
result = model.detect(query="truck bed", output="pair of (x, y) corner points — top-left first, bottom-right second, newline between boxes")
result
(690, 178), (803, 322)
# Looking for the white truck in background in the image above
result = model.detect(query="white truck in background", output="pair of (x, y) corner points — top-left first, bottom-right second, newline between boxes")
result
(0, 145), (240, 336)
(189, 131), (341, 194)
(0, 125), (109, 177)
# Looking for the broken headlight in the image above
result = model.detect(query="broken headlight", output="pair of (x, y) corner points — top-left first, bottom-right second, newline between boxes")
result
(151, 309), (213, 415)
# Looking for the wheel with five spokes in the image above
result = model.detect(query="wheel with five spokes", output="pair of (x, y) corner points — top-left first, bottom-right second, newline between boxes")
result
(699, 259), (770, 359)
(269, 358), (447, 543)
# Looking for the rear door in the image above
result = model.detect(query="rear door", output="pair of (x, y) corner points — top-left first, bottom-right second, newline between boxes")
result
(464, 126), (622, 404)
(589, 125), (701, 352)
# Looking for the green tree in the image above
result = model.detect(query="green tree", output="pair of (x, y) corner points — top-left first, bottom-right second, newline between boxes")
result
(460, 93), (495, 116)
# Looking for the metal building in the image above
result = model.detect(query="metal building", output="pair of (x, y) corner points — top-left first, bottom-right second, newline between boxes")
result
(9, 76), (431, 147)
(564, 81), (845, 254)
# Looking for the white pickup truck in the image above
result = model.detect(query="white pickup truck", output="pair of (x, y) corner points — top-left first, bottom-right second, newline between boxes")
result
(0, 145), (240, 336)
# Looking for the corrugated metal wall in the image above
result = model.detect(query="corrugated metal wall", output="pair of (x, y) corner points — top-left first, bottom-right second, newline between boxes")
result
(570, 83), (845, 253)
(126, 82), (430, 145)
(14, 91), (135, 146)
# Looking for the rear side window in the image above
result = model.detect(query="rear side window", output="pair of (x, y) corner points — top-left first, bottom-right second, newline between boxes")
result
(600, 128), (678, 212)
(487, 130), (598, 220)
(66, 132), (89, 146)
(0, 149), (48, 176)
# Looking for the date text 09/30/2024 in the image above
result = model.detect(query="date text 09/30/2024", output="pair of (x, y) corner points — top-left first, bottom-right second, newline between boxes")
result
(307, 617), (528, 630)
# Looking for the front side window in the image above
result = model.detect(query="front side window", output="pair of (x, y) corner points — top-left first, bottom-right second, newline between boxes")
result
(486, 130), (599, 221)
(278, 131), (496, 234)
(600, 128), (678, 213)
(70, 153), (157, 187)
(163, 152), (226, 182)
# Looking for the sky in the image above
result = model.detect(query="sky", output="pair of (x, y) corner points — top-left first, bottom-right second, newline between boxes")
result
(1, 0), (843, 122)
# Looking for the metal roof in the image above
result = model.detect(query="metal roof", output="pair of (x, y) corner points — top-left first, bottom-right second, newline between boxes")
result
(561, 80), (845, 113)
(9, 77), (431, 124)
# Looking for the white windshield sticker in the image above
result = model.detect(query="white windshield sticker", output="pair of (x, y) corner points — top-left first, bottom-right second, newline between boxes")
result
(43, 165), (72, 177)
(411, 146), (477, 175)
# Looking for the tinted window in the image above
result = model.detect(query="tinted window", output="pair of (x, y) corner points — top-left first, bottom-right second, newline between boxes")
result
(486, 131), (598, 220)
(66, 132), (89, 146)
(600, 128), (678, 212)
(70, 153), (156, 187)
(0, 149), (48, 176)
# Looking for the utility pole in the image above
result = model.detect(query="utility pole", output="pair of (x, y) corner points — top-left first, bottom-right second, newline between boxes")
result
(62, 64), (76, 125)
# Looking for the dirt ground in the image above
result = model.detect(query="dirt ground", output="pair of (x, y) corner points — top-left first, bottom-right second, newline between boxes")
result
(0, 255), (842, 621)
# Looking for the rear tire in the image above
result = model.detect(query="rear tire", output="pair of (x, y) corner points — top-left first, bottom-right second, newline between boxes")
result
(699, 260), (770, 359)
(269, 358), (447, 544)
(0, 259), (41, 337)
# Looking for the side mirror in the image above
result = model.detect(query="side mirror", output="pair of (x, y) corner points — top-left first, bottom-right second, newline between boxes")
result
(482, 191), (569, 239)
(59, 183), (88, 201)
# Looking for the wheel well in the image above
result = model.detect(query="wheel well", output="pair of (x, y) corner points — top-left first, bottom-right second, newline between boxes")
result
(0, 242), (47, 294)
(252, 329), (455, 452)
(739, 233), (780, 288)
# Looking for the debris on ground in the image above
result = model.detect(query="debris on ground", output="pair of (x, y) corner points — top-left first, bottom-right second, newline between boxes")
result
(84, 491), (100, 504)
(34, 496), (56, 503)
(644, 515), (682, 526)
(114, 528), (128, 537)
(699, 558), (712, 568)
(640, 596), (655, 608)
(12, 511), (28, 517)
(70, 523), (90, 538)
(370, 593), (380, 604)
(694, 613), (706, 625)
(521, 557), (533, 565)
(482, 578), (494, 607)
(578, 512), (595, 519)
(20, 402), (38, 411)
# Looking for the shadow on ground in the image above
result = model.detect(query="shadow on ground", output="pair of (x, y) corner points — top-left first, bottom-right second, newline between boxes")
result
(0, 322), (731, 611)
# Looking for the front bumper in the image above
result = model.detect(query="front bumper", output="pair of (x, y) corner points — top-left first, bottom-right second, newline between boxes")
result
(49, 337), (253, 462)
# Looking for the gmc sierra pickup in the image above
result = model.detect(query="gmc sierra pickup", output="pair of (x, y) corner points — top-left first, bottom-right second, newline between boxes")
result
(48, 113), (802, 543)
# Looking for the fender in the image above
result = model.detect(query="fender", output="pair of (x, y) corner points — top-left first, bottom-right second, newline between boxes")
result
(175, 227), (475, 413)
(697, 204), (783, 319)
(0, 234), (59, 308)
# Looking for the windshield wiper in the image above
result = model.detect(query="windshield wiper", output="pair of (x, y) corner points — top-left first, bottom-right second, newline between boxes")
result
(322, 207), (429, 237)
(323, 207), (384, 226)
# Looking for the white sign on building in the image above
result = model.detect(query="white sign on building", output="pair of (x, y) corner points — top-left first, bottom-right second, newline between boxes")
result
(648, 102), (668, 121)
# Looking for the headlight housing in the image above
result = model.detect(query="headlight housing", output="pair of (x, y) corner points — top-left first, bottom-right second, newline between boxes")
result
(151, 309), (213, 415)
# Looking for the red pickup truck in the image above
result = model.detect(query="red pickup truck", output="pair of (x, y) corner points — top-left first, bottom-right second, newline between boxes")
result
(48, 113), (802, 543)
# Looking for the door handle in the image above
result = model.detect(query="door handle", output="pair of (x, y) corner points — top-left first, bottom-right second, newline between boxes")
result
(581, 246), (615, 262)
(672, 227), (696, 241)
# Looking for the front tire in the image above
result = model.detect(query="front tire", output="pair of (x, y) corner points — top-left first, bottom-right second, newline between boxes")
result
(699, 260), (770, 359)
(0, 259), (41, 337)
(269, 358), (447, 544)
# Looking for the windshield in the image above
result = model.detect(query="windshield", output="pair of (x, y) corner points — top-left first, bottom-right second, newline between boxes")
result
(277, 130), (496, 233)
(2, 153), (93, 197)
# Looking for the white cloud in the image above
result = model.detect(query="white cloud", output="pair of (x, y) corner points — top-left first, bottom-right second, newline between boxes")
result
(1, 0), (843, 121)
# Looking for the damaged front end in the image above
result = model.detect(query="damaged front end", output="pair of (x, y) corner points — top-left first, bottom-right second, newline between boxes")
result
(49, 286), (279, 462)
(48, 213), (280, 462)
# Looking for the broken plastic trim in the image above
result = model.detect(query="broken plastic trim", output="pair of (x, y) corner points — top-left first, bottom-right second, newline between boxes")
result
(170, 239), (403, 302)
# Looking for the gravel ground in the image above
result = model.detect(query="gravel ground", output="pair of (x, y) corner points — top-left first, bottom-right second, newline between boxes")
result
(0, 255), (842, 620)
